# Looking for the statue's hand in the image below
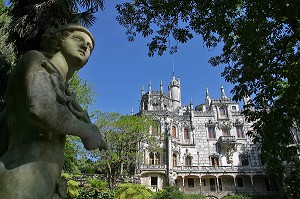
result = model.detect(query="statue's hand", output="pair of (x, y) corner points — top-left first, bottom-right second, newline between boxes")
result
(81, 125), (107, 150)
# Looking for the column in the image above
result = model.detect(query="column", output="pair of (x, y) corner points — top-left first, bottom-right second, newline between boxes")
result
(250, 175), (255, 193)
(199, 177), (202, 194)
(216, 177), (219, 192)
(182, 176), (185, 192)
(233, 177), (237, 192)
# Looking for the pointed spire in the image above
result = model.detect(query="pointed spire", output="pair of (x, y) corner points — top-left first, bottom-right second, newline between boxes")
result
(148, 81), (152, 94)
(160, 80), (163, 93)
(221, 85), (227, 99)
(205, 86), (210, 100)
(141, 85), (145, 96)
(131, 108), (134, 115)
(172, 59), (175, 77)
(190, 98), (193, 109)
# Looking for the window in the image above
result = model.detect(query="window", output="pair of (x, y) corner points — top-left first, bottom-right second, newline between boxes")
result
(264, 178), (271, 191)
(240, 155), (249, 166)
(149, 152), (154, 164)
(202, 179), (206, 186)
(185, 156), (192, 166)
(149, 152), (160, 165)
(208, 127), (216, 138)
(184, 128), (189, 140)
(210, 156), (219, 166)
(151, 177), (158, 186)
(155, 153), (160, 165)
(152, 124), (159, 136)
(172, 126), (176, 137)
(237, 178), (244, 187)
(260, 155), (265, 166)
(219, 107), (226, 116)
(172, 154), (177, 166)
(188, 178), (194, 187)
(236, 126), (244, 138)
(222, 129), (230, 136)
(232, 106), (236, 110)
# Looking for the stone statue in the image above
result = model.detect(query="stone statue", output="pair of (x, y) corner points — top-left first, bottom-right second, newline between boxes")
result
(0, 24), (107, 198)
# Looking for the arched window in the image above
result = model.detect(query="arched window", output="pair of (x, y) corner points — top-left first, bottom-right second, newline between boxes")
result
(155, 153), (160, 165)
(149, 152), (154, 164)
(236, 126), (244, 138)
(240, 154), (249, 166)
(208, 127), (216, 138)
(185, 156), (192, 166)
(184, 128), (189, 140)
(172, 126), (176, 137)
(222, 128), (230, 136)
(210, 156), (219, 166)
(219, 106), (227, 116)
(172, 154), (177, 166)
(151, 122), (159, 136)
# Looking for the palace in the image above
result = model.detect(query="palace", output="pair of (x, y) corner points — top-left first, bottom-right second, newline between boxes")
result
(135, 74), (279, 197)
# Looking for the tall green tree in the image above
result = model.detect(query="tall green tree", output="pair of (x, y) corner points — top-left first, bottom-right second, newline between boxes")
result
(0, 0), (16, 110)
(93, 112), (157, 189)
(116, 0), (300, 195)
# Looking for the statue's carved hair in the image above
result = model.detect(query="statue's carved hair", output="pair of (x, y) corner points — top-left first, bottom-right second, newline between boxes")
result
(40, 24), (95, 58)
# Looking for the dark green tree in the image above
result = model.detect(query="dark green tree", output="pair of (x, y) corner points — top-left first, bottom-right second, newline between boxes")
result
(8, 0), (105, 57)
(116, 0), (300, 195)
(0, 0), (16, 110)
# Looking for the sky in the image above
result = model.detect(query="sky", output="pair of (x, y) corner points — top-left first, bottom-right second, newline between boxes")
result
(5, 0), (235, 115)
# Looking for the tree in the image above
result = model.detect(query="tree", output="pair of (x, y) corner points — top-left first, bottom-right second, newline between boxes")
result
(116, 0), (300, 194)
(64, 72), (97, 173)
(93, 112), (157, 189)
(0, 0), (16, 110)
(8, 0), (105, 57)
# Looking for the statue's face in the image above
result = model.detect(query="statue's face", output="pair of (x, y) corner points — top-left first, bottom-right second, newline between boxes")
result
(60, 31), (93, 68)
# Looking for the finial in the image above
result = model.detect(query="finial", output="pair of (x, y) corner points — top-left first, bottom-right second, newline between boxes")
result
(131, 108), (134, 115)
(172, 59), (175, 77)
(148, 81), (152, 92)
(160, 80), (163, 92)
(206, 86), (210, 99)
(221, 85), (227, 99)
(141, 85), (145, 95)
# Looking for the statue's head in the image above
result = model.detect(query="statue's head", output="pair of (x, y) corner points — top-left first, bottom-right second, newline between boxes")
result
(41, 24), (95, 60)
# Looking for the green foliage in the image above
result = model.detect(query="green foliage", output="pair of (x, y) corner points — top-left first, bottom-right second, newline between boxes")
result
(184, 194), (206, 199)
(114, 183), (153, 199)
(73, 178), (114, 199)
(63, 73), (97, 173)
(152, 186), (185, 199)
(0, 0), (16, 109)
(221, 194), (280, 199)
(93, 112), (158, 188)
(116, 0), (300, 195)
(8, 0), (105, 56)
(62, 173), (80, 198)
(69, 72), (96, 111)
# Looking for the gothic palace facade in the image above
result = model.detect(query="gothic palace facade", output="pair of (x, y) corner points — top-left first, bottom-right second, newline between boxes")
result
(135, 74), (279, 197)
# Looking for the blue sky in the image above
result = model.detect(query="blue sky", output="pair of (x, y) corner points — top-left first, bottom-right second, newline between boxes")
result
(5, 0), (235, 115)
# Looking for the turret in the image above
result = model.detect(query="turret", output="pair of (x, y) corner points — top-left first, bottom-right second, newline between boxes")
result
(169, 74), (181, 110)
(160, 80), (163, 94)
(221, 85), (227, 99)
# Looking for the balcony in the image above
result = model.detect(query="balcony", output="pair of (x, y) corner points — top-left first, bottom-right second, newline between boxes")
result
(140, 164), (167, 171)
(218, 136), (236, 144)
(173, 165), (265, 174)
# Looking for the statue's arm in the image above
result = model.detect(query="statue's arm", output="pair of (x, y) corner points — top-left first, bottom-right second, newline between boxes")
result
(23, 52), (104, 150)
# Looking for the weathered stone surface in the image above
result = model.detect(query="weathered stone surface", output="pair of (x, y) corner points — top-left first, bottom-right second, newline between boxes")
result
(0, 24), (106, 198)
